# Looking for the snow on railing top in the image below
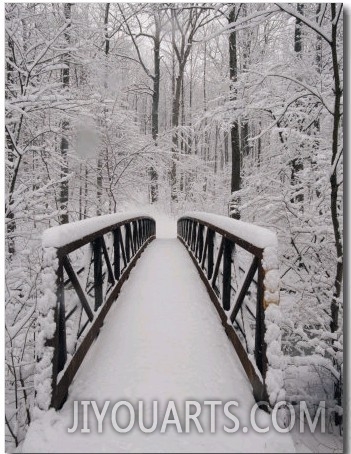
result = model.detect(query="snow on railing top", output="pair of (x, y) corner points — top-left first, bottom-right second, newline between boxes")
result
(42, 212), (153, 249)
(181, 211), (278, 250)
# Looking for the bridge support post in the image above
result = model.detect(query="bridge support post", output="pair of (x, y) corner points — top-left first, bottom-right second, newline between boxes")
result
(132, 221), (138, 253)
(125, 224), (131, 262)
(222, 238), (233, 311)
(113, 228), (121, 280)
(137, 220), (142, 249)
(57, 260), (67, 373)
(196, 224), (204, 261)
(191, 221), (197, 252)
(187, 220), (192, 245)
(93, 237), (103, 311)
(255, 263), (267, 378)
(207, 229), (215, 280)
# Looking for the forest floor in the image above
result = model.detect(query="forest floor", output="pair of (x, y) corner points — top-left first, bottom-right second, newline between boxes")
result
(19, 213), (342, 453)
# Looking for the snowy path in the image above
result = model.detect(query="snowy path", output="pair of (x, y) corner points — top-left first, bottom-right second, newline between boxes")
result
(22, 222), (295, 453)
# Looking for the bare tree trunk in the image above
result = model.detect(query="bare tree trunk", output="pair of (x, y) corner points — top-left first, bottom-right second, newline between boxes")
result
(79, 163), (83, 220)
(97, 3), (110, 216)
(257, 121), (262, 167)
(6, 36), (16, 254)
(229, 6), (241, 219)
(294, 3), (303, 53)
(240, 4), (250, 160)
(119, 5), (162, 203)
(84, 166), (88, 218)
(312, 4), (322, 200)
(329, 5), (343, 426)
(170, 63), (183, 200)
(224, 131), (229, 168)
(169, 7), (205, 201)
(59, 3), (71, 225)
(291, 3), (304, 205)
(149, 13), (161, 203)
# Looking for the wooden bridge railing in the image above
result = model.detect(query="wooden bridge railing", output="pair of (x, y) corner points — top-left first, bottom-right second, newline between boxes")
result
(36, 213), (156, 410)
(177, 212), (280, 404)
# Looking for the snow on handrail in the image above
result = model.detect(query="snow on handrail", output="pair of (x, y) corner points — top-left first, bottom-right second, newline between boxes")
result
(181, 211), (278, 250)
(42, 212), (154, 249)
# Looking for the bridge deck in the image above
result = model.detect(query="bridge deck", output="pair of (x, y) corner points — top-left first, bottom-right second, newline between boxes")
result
(23, 227), (294, 452)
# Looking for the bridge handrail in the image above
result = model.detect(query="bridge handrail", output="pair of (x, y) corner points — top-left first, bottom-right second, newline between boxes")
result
(42, 212), (154, 254)
(177, 212), (282, 405)
(36, 213), (156, 410)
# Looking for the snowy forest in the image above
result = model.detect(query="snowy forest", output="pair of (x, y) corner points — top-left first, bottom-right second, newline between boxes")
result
(5, 2), (343, 451)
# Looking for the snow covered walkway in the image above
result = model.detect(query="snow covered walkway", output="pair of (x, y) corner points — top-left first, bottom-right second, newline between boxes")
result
(22, 220), (295, 453)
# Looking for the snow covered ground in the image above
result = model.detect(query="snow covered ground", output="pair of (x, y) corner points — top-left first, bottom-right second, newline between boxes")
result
(20, 217), (297, 452)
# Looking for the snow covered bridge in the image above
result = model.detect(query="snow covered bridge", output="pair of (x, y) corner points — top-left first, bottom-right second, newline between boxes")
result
(23, 213), (293, 452)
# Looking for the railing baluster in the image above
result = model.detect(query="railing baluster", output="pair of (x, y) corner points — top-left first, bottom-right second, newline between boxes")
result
(230, 257), (259, 323)
(119, 229), (127, 269)
(187, 220), (191, 246)
(137, 220), (142, 249)
(255, 263), (266, 376)
(195, 223), (200, 259)
(191, 221), (197, 252)
(207, 229), (214, 279)
(57, 259), (67, 373)
(147, 220), (150, 239)
(62, 256), (94, 321)
(211, 236), (224, 288)
(101, 236), (115, 285)
(132, 221), (138, 253)
(93, 237), (103, 311)
(197, 224), (204, 262)
(113, 227), (121, 280)
(142, 220), (145, 245)
(222, 238), (233, 311)
(130, 223), (136, 256)
(125, 224), (131, 262)
(201, 227), (209, 270)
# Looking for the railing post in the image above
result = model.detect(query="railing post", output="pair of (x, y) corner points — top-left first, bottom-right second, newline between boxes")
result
(207, 229), (215, 280)
(132, 221), (138, 252)
(93, 237), (103, 311)
(137, 220), (142, 248)
(186, 220), (191, 245)
(255, 262), (267, 377)
(143, 220), (146, 242)
(222, 238), (233, 311)
(125, 224), (131, 262)
(191, 221), (197, 252)
(130, 223), (136, 256)
(197, 224), (204, 262)
(57, 258), (67, 373)
(146, 220), (150, 239)
(113, 227), (121, 280)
